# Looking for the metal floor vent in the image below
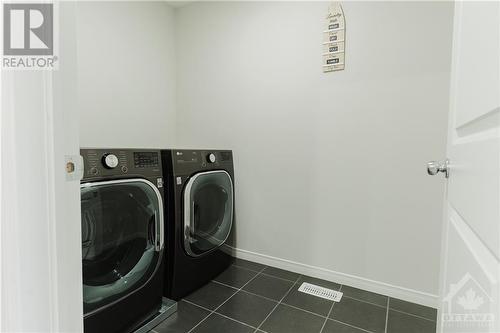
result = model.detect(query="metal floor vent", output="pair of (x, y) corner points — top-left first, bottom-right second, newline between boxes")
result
(298, 282), (343, 302)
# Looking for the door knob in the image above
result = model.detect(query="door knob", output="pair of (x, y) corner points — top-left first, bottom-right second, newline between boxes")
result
(427, 159), (449, 178)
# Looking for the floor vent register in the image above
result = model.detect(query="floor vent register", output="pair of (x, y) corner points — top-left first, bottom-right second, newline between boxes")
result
(298, 282), (343, 302)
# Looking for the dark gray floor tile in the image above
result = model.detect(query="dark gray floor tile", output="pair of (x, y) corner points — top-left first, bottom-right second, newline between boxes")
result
(387, 310), (436, 333)
(214, 265), (259, 288)
(191, 313), (254, 333)
(232, 258), (267, 272)
(152, 301), (210, 333)
(262, 267), (300, 281)
(260, 304), (325, 333)
(341, 285), (388, 307)
(282, 283), (334, 316)
(389, 298), (437, 321)
(184, 281), (236, 310)
(217, 291), (277, 327)
(330, 297), (386, 333)
(322, 319), (368, 333)
(242, 274), (294, 301)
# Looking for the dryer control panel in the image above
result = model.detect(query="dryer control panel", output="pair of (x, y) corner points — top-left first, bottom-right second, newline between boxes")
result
(171, 149), (233, 177)
(173, 150), (232, 167)
(81, 148), (162, 181)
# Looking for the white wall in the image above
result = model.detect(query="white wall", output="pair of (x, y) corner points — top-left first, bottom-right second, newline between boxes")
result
(76, 2), (176, 148)
(175, 1), (453, 301)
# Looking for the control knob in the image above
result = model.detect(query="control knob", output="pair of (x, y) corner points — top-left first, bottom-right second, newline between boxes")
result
(102, 153), (119, 169)
(207, 153), (216, 163)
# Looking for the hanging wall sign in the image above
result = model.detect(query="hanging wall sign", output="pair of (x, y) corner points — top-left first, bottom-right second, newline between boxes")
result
(323, 2), (345, 73)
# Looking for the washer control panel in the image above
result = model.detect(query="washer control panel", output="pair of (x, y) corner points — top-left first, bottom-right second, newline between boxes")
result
(134, 151), (159, 168)
(102, 153), (119, 169)
(81, 148), (162, 180)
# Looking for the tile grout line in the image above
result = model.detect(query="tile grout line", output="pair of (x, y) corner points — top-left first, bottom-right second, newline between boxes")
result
(232, 263), (266, 273)
(213, 265), (268, 308)
(215, 276), (376, 333)
(341, 295), (388, 309)
(388, 307), (437, 323)
(258, 272), (299, 283)
(342, 293), (437, 320)
(217, 272), (395, 328)
(235, 263), (404, 311)
(317, 285), (376, 333)
(303, 290), (435, 324)
(213, 280), (346, 321)
(230, 263), (300, 283)
(252, 274), (303, 333)
(229, 263), (437, 321)
(214, 311), (261, 331)
(279, 302), (328, 319)
(176, 263), (434, 333)
(183, 290), (374, 333)
(183, 298), (214, 312)
(184, 303), (214, 333)
(329, 319), (375, 333)
(215, 277), (385, 322)
(183, 300), (268, 333)
(231, 263), (266, 274)
(187, 266), (268, 333)
(318, 304), (334, 333)
(384, 297), (390, 333)
(212, 280), (281, 304)
(211, 280), (239, 291)
(318, 284), (342, 333)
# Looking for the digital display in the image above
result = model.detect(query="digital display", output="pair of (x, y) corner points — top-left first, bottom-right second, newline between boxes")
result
(134, 152), (159, 168)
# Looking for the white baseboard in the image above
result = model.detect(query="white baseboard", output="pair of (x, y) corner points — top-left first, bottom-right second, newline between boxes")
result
(223, 245), (438, 308)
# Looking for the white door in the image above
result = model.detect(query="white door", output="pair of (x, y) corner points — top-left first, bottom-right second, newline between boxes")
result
(1, 2), (83, 332)
(435, 2), (500, 332)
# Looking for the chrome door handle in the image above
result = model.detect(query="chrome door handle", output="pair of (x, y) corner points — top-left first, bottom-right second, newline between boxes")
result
(427, 159), (449, 178)
(154, 211), (160, 251)
(154, 211), (164, 252)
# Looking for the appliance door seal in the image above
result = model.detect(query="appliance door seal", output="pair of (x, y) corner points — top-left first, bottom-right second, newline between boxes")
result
(183, 170), (234, 257)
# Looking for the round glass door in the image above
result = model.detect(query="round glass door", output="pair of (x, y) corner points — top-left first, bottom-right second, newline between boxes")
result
(80, 179), (163, 315)
(183, 170), (234, 257)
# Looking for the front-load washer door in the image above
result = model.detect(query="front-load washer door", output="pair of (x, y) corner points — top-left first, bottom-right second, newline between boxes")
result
(80, 179), (164, 316)
(183, 170), (234, 257)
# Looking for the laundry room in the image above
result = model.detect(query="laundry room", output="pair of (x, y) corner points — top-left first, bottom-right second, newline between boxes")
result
(1, 1), (499, 333)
